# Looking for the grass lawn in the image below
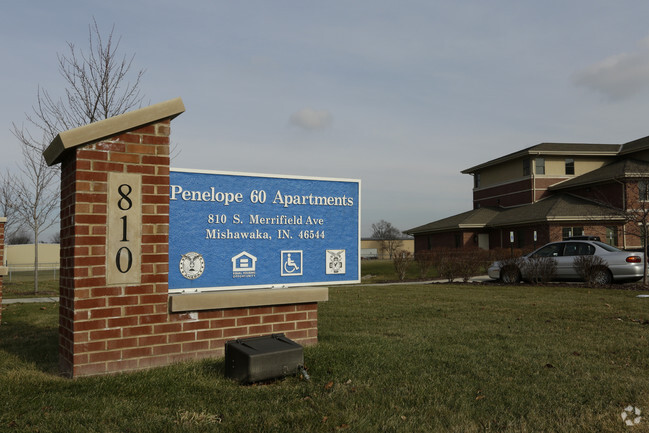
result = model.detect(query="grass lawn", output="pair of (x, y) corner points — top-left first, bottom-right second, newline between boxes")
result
(2, 270), (59, 298)
(2, 283), (649, 432)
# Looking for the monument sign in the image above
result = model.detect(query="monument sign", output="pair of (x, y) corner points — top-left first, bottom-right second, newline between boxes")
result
(42, 98), (339, 377)
(169, 169), (360, 292)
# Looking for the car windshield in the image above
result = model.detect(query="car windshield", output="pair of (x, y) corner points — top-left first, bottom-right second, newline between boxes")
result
(592, 241), (621, 252)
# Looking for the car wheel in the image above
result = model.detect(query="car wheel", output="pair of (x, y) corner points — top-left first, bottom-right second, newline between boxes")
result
(500, 267), (521, 284)
(592, 268), (612, 285)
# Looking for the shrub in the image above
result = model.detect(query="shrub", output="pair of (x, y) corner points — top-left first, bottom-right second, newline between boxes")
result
(489, 247), (525, 263)
(393, 250), (413, 281)
(521, 257), (557, 284)
(573, 255), (609, 286)
(430, 248), (488, 282)
(436, 249), (460, 282)
(414, 250), (435, 279)
(456, 248), (490, 282)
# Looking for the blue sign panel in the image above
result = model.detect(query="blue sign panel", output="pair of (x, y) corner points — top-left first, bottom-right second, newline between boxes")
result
(169, 169), (360, 292)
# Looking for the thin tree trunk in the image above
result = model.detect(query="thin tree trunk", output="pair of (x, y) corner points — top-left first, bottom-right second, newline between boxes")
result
(642, 233), (649, 286)
(34, 229), (39, 294)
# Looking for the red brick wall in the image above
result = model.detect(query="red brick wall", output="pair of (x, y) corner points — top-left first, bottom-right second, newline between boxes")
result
(473, 177), (575, 208)
(415, 223), (624, 254)
(473, 178), (533, 208)
(560, 182), (624, 209)
(58, 121), (318, 378)
(413, 231), (479, 252)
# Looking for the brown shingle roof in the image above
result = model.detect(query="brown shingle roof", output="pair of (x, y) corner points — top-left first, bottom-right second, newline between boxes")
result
(490, 194), (623, 226)
(619, 135), (649, 156)
(405, 194), (623, 235)
(405, 207), (502, 234)
(550, 158), (649, 191)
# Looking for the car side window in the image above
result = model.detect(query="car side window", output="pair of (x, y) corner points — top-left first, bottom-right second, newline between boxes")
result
(533, 244), (563, 257)
(564, 242), (595, 256)
(576, 243), (595, 256)
(564, 243), (578, 256)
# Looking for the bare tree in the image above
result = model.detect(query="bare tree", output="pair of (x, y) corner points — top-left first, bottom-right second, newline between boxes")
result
(582, 173), (649, 285)
(620, 179), (649, 285)
(393, 250), (413, 281)
(10, 18), (146, 293)
(0, 169), (24, 241)
(9, 144), (60, 293)
(14, 18), (145, 145)
(371, 220), (404, 259)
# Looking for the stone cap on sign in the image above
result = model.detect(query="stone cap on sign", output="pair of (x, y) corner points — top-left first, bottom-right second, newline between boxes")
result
(43, 97), (185, 166)
(0, 217), (6, 223)
(169, 286), (329, 313)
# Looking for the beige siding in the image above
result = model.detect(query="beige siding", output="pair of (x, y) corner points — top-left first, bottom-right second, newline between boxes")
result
(543, 157), (565, 175)
(479, 158), (526, 187)
(574, 158), (611, 175)
(542, 156), (611, 177)
(4, 244), (60, 268)
(479, 155), (614, 188)
(361, 239), (414, 259)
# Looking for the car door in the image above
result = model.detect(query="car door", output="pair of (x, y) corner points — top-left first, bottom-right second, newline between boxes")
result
(559, 242), (595, 279)
(529, 243), (564, 279)
(555, 242), (578, 278)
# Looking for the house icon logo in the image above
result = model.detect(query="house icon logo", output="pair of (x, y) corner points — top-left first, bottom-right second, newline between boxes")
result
(231, 251), (257, 279)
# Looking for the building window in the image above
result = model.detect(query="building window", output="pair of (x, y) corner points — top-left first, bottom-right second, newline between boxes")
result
(565, 158), (575, 175)
(454, 233), (462, 248)
(606, 226), (618, 246)
(474, 173), (481, 188)
(535, 158), (545, 175)
(562, 227), (584, 240)
(639, 180), (649, 201)
(523, 158), (530, 176)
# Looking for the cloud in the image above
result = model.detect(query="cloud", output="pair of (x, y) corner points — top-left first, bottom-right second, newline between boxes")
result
(289, 108), (333, 130)
(573, 36), (649, 101)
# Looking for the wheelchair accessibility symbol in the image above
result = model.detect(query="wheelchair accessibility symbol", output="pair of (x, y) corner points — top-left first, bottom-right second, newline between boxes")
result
(281, 251), (303, 276)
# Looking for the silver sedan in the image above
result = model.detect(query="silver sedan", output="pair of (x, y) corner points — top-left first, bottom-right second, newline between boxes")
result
(487, 240), (644, 284)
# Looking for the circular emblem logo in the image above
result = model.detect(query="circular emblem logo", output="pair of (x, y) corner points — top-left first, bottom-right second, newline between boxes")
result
(179, 252), (205, 280)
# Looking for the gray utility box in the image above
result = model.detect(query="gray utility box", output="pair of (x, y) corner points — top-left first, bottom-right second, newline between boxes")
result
(225, 333), (304, 383)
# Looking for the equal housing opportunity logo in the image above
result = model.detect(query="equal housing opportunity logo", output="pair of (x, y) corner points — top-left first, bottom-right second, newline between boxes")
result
(232, 251), (257, 278)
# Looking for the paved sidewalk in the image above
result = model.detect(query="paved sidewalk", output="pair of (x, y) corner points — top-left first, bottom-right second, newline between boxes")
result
(2, 297), (59, 304)
(358, 275), (492, 286)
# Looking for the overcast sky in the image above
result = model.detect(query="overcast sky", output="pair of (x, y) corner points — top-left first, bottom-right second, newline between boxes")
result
(3, 1), (649, 237)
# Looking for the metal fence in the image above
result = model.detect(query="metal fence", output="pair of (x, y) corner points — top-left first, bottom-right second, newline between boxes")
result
(5, 263), (60, 282)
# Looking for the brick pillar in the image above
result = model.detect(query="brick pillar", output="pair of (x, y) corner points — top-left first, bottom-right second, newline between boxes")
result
(58, 121), (172, 377)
